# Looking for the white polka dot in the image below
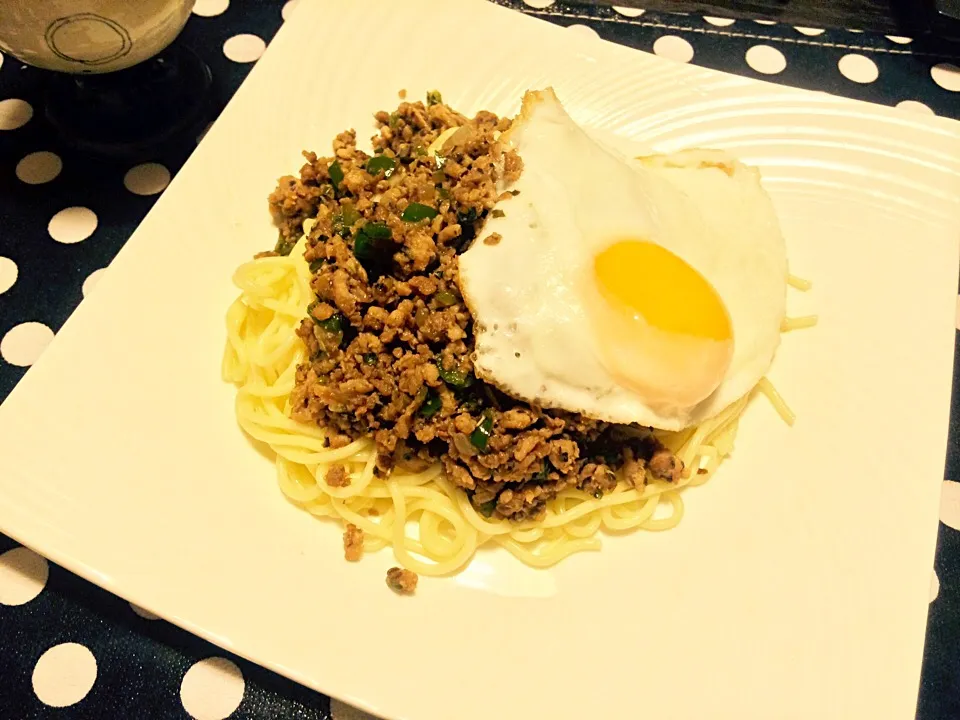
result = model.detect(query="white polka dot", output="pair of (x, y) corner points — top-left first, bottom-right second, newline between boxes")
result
(193, 0), (229, 16)
(745, 45), (787, 74)
(0, 98), (33, 130)
(522, 0), (556, 7)
(130, 602), (159, 620)
(931, 570), (940, 603)
(48, 207), (97, 244)
(940, 480), (960, 530)
(124, 163), (171, 196)
(704, 16), (735, 26)
(613, 6), (644, 17)
(16, 151), (62, 185)
(281, 0), (301, 20)
(331, 698), (379, 720)
(1, 322), (54, 367)
(897, 100), (935, 116)
(566, 24), (600, 40)
(180, 657), (245, 720)
(932, 63), (960, 92)
(223, 34), (266, 63)
(32, 643), (97, 707)
(0, 256), (17, 295)
(82, 268), (107, 298)
(886, 35), (912, 44)
(838, 54), (879, 83)
(653, 35), (694, 63)
(0, 547), (48, 606)
(754, 19), (777, 25)
(794, 26), (825, 35)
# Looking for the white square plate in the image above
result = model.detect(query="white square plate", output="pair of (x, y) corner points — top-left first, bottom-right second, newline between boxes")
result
(2, 2), (959, 718)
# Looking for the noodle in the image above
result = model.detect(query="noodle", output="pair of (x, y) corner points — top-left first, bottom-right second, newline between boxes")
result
(223, 245), (814, 576)
(787, 273), (813, 291)
(781, 315), (818, 332)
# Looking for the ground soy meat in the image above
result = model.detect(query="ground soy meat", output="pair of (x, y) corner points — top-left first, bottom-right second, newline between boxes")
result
(267, 95), (682, 523)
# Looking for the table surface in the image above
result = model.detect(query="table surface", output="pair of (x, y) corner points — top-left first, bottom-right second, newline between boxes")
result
(591, 0), (956, 36)
(2, 1), (960, 718)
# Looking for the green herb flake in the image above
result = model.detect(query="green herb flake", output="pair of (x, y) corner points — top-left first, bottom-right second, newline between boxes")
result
(328, 160), (344, 189)
(273, 232), (297, 256)
(332, 202), (360, 236)
(436, 357), (474, 389)
(477, 499), (496, 518)
(316, 313), (343, 334)
(419, 389), (442, 418)
(360, 222), (392, 240)
(401, 203), (439, 222)
(491, 209), (506, 219)
(352, 222), (396, 277)
(534, 459), (554, 482)
(366, 155), (396, 177)
(470, 411), (494, 452)
(426, 89), (443, 106)
(435, 290), (458, 307)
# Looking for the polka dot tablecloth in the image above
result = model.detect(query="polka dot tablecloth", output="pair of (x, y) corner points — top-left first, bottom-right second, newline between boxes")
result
(1, 1), (960, 718)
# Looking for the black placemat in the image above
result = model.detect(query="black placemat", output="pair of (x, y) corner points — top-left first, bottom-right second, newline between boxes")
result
(1, 2), (958, 718)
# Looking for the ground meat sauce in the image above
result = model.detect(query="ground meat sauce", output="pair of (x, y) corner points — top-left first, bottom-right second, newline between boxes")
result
(343, 523), (364, 562)
(268, 95), (683, 523)
(386, 567), (418, 594)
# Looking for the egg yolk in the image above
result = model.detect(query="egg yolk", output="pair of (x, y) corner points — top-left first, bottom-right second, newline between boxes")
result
(592, 240), (734, 413)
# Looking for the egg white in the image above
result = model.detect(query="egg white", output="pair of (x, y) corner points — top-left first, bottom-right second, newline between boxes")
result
(458, 89), (788, 431)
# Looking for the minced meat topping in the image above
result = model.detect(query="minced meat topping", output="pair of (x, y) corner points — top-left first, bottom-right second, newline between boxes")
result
(386, 567), (418, 594)
(268, 94), (682, 523)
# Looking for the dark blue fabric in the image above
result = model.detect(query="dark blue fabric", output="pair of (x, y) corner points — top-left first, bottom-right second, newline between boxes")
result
(1, 1), (958, 717)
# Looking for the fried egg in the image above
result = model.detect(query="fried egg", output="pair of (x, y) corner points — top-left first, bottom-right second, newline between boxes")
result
(458, 89), (787, 431)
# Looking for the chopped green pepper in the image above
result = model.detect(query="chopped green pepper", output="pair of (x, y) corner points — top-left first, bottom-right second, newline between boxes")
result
(593, 490), (604, 499)
(331, 202), (361, 236)
(436, 357), (473, 388)
(363, 352), (378, 366)
(401, 203), (439, 222)
(419, 389), (442, 418)
(477, 499), (496, 518)
(274, 232), (297, 256)
(457, 207), (479, 226)
(353, 222), (396, 278)
(366, 155), (396, 177)
(359, 222), (392, 240)
(328, 160), (344, 189)
(533, 459), (554, 482)
(308, 258), (325, 273)
(470, 411), (494, 452)
(491, 209), (506, 219)
(316, 313), (343, 334)
(426, 89), (443, 106)
(435, 290), (458, 307)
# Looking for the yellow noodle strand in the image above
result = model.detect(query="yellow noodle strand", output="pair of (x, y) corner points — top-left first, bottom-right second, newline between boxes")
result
(223, 242), (809, 576)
